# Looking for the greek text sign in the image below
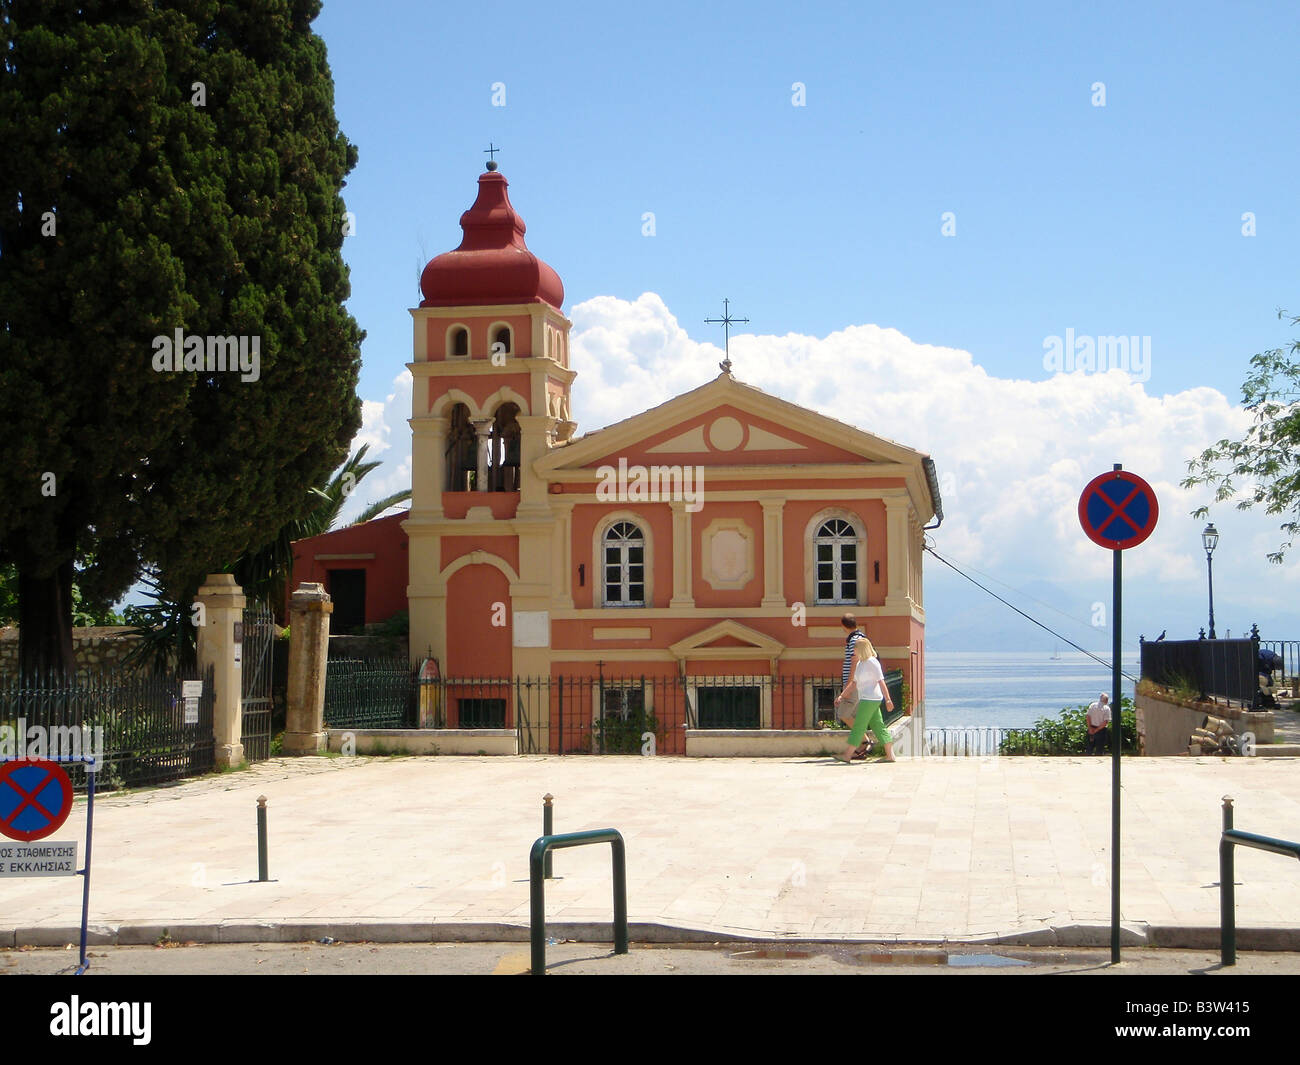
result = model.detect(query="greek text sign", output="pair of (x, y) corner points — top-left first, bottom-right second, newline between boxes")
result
(0, 840), (78, 876)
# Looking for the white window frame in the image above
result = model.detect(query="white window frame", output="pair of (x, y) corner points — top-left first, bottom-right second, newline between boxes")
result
(805, 509), (866, 606)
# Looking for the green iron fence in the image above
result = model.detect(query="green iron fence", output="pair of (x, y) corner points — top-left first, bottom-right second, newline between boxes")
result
(324, 658), (417, 729)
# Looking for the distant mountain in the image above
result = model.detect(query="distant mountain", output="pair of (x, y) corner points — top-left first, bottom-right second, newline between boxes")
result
(920, 568), (1287, 652)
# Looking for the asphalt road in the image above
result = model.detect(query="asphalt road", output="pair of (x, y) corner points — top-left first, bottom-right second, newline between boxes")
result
(5, 940), (1300, 975)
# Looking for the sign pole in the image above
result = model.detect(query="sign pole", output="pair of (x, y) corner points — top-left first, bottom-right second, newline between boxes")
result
(1078, 462), (1156, 968)
(76, 762), (95, 975)
(1111, 470), (1123, 964)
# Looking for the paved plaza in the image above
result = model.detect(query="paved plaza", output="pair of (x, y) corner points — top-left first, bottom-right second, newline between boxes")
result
(1, 754), (1297, 949)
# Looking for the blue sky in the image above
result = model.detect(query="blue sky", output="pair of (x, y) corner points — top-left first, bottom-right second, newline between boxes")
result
(307, 0), (1300, 652)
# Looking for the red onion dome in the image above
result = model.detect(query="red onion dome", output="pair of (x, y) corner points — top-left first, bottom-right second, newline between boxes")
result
(419, 168), (564, 309)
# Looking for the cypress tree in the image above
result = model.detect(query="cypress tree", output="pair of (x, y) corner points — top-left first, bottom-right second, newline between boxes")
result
(0, 0), (362, 676)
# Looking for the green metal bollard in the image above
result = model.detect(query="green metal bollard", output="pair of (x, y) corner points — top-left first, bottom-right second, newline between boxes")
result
(257, 795), (269, 883)
(1221, 795), (1237, 966)
(543, 794), (554, 879)
(530, 829), (628, 975)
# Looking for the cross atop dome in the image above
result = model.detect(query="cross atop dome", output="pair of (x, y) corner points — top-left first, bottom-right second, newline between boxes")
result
(484, 142), (500, 171)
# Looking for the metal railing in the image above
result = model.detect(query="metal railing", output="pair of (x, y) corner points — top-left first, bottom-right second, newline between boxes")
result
(1219, 797), (1300, 966)
(923, 727), (1050, 756)
(1140, 632), (1260, 708)
(1260, 640), (1300, 691)
(323, 658), (417, 729)
(416, 672), (905, 755)
(529, 829), (628, 975)
(924, 721), (1136, 757)
(240, 602), (276, 762)
(0, 665), (215, 790)
(327, 668), (909, 755)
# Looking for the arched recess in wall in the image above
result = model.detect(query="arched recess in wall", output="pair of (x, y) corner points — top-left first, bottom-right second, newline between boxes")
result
(444, 402), (477, 492)
(803, 507), (868, 606)
(446, 323), (470, 359)
(488, 402), (522, 491)
(488, 322), (513, 358)
(440, 550), (521, 588)
(592, 511), (654, 608)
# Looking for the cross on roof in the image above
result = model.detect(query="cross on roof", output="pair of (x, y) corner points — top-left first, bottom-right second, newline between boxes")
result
(484, 143), (500, 171)
(705, 298), (749, 374)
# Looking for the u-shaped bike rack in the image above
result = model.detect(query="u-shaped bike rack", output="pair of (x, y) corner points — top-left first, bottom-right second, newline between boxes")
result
(1219, 797), (1300, 966)
(529, 828), (628, 975)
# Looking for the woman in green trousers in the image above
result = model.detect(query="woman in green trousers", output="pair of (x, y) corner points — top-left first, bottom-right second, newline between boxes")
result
(832, 636), (896, 763)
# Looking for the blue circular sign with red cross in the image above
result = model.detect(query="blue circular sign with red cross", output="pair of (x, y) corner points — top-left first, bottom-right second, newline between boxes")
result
(0, 759), (74, 842)
(1078, 470), (1159, 550)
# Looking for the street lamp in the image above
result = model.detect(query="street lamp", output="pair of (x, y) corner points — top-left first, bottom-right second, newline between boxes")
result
(1202, 523), (1219, 639)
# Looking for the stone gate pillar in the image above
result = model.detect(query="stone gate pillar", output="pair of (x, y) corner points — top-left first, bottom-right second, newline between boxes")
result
(196, 573), (246, 768)
(284, 582), (332, 755)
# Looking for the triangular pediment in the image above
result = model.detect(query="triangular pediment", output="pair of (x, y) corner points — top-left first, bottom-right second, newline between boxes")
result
(534, 372), (941, 520)
(668, 619), (786, 660)
(537, 373), (922, 469)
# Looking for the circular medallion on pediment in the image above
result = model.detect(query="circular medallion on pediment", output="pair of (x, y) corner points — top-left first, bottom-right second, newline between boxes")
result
(707, 416), (744, 451)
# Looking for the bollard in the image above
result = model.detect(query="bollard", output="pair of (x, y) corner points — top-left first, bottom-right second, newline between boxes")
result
(257, 795), (269, 883)
(1221, 795), (1234, 965)
(530, 829), (628, 975)
(543, 794), (554, 879)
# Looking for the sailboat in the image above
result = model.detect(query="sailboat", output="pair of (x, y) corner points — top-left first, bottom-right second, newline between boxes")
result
(1050, 645), (1062, 661)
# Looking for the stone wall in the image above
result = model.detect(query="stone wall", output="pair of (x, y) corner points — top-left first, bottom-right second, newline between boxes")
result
(0, 626), (144, 675)
(1136, 691), (1274, 755)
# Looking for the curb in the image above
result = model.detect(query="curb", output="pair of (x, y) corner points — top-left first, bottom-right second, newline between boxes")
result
(5, 920), (1300, 952)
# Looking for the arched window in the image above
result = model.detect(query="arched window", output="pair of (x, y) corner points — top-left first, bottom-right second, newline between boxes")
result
(814, 518), (858, 604)
(488, 402), (521, 491)
(603, 522), (645, 606)
(449, 326), (469, 358)
(445, 403), (476, 491)
(492, 325), (511, 356)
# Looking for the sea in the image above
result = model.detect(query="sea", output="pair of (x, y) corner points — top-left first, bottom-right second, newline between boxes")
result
(923, 649), (1142, 730)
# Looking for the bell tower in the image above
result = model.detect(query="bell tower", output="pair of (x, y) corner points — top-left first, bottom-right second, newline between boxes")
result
(405, 161), (576, 674)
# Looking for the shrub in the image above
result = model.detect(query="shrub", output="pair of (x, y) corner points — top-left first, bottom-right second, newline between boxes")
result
(999, 696), (1137, 755)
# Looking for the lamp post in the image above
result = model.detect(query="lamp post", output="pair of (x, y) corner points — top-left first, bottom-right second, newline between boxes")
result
(1202, 523), (1219, 639)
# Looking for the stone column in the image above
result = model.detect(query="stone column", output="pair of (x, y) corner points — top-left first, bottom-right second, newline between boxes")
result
(760, 499), (786, 608)
(668, 501), (695, 608)
(883, 496), (910, 612)
(472, 418), (493, 491)
(196, 573), (246, 769)
(515, 413), (554, 515)
(409, 414), (447, 517)
(284, 582), (333, 755)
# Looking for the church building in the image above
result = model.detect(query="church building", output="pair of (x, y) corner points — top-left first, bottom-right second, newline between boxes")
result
(292, 162), (943, 754)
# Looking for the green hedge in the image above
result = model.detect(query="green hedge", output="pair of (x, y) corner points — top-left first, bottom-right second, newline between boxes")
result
(999, 696), (1137, 755)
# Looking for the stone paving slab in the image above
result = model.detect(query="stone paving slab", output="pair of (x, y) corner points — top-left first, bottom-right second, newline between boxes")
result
(1, 754), (1297, 947)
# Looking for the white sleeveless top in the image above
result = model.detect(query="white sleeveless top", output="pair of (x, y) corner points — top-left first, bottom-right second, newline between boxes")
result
(853, 655), (885, 700)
